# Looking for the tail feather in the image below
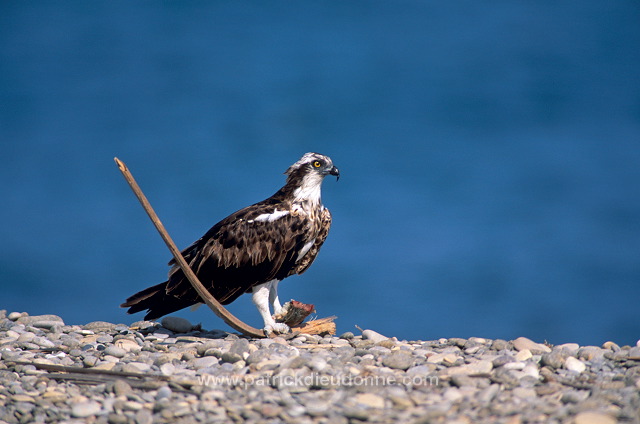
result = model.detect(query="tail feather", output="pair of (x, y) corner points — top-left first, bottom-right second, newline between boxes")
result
(121, 281), (196, 320)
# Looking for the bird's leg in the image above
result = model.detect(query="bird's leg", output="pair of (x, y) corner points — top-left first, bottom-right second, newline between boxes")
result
(268, 279), (283, 316)
(252, 282), (289, 335)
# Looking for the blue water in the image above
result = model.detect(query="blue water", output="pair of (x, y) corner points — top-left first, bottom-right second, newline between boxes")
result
(2, 2), (639, 346)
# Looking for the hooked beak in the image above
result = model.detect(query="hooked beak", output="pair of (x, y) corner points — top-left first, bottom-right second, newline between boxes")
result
(328, 166), (340, 181)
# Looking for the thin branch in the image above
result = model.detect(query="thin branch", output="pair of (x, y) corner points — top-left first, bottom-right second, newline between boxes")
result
(114, 157), (265, 338)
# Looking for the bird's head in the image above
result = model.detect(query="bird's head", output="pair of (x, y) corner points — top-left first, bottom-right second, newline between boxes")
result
(285, 152), (340, 182)
(284, 153), (339, 203)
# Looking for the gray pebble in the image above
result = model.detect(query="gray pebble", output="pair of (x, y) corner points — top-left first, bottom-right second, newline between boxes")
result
(135, 408), (153, 424)
(71, 401), (101, 418)
(196, 340), (227, 356)
(84, 321), (117, 332)
(228, 338), (250, 356)
(104, 345), (126, 358)
(220, 351), (243, 364)
(32, 320), (64, 330)
(156, 385), (172, 401)
(362, 329), (389, 343)
(561, 390), (590, 404)
(16, 314), (64, 326)
(83, 356), (99, 367)
(492, 355), (514, 367)
(477, 384), (501, 403)
(191, 356), (219, 369)
(8, 311), (24, 320)
(161, 316), (194, 333)
(2, 312), (638, 424)
(382, 352), (414, 370)
(541, 350), (567, 369)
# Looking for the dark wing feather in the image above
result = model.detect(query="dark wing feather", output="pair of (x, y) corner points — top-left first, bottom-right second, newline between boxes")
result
(165, 204), (313, 305)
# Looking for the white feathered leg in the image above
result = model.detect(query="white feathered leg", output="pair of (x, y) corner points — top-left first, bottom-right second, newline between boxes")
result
(268, 279), (283, 315)
(252, 282), (289, 335)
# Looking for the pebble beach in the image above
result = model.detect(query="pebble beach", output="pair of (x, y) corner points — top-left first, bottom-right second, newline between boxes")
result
(1, 310), (639, 424)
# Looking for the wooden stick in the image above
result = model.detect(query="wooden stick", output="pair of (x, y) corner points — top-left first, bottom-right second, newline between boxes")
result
(114, 158), (266, 338)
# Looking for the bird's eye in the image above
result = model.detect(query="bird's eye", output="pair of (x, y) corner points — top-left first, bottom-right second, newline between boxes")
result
(313, 160), (322, 168)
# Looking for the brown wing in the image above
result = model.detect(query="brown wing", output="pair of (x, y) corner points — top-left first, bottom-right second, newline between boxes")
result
(165, 204), (314, 305)
(294, 207), (332, 275)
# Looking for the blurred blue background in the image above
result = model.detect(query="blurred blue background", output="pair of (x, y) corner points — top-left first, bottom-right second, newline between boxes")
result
(2, 2), (639, 346)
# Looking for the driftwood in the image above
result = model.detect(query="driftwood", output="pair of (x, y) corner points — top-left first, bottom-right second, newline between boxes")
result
(115, 158), (265, 338)
(114, 158), (336, 338)
(7, 361), (190, 392)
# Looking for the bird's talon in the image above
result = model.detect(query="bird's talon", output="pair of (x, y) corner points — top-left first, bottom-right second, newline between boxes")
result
(264, 323), (290, 335)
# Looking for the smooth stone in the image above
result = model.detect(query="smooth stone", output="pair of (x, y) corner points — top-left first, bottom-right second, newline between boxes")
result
(339, 332), (355, 340)
(11, 394), (36, 403)
(512, 387), (536, 398)
(71, 401), (101, 418)
(450, 374), (476, 388)
(354, 393), (385, 408)
(84, 321), (117, 332)
(561, 390), (590, 404)
(574, 412), (616, 424)
(382, 352), (414, 370)
(196, 340), (227, 355)
(127, 362), (151, 372)
(115, 339), (141, 352)
(503, 362), (526, 371)
(565, 356), (587, 373)
(135, 409), (153, 424)
(161, 317), (194, 333)
(108, 413), (129, 424)
(541, 350), (567, 369)
(32, 320), (64, 330)
(491, 339), (510, 351)
(220, 351), (242, 364)
(443, 387), (463, 402)
(477, 384), (501, 403)
(344, 408), (370, 421)
(156, 386), (172, 401)
(160, 363), (175, 376)
(191, 356), (219, 369)
(228, 339), (250, 356)
(492, 355), (514, 367)
(307, 357), (328, 372)
(122, 401), (144, 411)
(103, 345), (126, 358)
(578, 346), (606, 361)
(83, 356), (99, 367)
(112, 380), (132, 396)
(16, 314), (64, 326)
(446, 360), (493, 376)
(427, 352), (460, 364)
(407, 364), (437, 376)
(521, 363), (540, 380)
(628, 346), (640, 358)
(8, 311), (24, 320)
(556, 343), (580, 354)
(94, 362), (116, 371)
(246, 350), (270, 365)
(512, 337), (551, 353)
(515, 349), (533, 361)
(361, 329), (389, 343)
(32, 336), (56, 348)
(386, 386), (414, 408)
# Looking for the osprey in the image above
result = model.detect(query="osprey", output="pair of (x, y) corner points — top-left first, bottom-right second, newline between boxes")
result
(121, 152), (339, 334)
